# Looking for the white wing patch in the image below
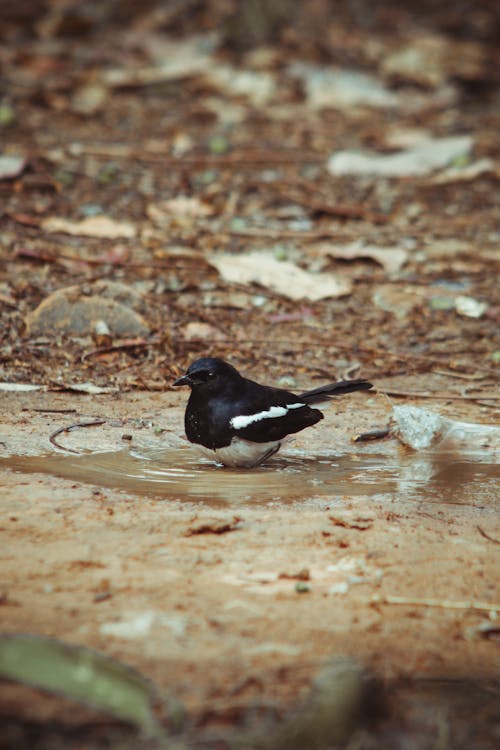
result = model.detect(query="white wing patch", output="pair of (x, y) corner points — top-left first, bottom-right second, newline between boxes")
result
(230, 402), (306, 430)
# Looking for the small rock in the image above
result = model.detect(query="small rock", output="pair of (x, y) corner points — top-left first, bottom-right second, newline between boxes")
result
(455, 295), (488, 319)
(0, 155), (26, 180)
(26, 281), (150, 337)
(295, 581), (310, 593)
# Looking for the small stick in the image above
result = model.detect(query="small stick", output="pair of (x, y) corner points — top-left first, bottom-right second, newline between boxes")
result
(28, 408), (78, 414)
(81, 339), (149, 362)
(477, 526), (500, 545)
(49, 420), (106, 454)
(370, 593), (498, 613)
(380, 389), (500, 401)
(352, 428), (391, 443)
(432, 369), (491, 381)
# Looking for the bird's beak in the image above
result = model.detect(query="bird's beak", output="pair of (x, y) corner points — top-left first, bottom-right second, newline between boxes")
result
(173, 373), (192, 387)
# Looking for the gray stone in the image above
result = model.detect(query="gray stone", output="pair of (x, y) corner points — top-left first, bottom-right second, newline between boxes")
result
(26, 281), (150, 337)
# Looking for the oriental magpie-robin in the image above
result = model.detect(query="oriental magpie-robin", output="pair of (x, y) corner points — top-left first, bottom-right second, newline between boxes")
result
(173, 357), (373, 468)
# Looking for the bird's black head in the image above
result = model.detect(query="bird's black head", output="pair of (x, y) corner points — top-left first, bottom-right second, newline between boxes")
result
(173, 357), (241, 391)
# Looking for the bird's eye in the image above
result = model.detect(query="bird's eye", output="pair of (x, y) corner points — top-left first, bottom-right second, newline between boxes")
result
(194, 369), (213, 382)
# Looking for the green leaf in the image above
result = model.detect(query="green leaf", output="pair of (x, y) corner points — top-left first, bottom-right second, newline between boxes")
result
(0, 635), (161, 736)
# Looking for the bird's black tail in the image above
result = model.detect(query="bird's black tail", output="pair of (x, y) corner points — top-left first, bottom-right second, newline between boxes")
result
(298, 379), (373, 404)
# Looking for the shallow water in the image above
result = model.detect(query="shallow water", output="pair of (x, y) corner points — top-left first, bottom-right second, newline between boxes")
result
(1, 445), (498, 507)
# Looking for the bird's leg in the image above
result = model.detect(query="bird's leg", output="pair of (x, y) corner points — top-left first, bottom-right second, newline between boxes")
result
(249, 442), (282, 468)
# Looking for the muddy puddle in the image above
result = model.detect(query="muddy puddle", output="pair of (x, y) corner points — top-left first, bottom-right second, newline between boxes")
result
(1, 445), (499, 507)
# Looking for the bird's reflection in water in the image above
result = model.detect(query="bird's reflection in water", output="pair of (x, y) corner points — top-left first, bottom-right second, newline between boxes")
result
(0, 445), (498, 508)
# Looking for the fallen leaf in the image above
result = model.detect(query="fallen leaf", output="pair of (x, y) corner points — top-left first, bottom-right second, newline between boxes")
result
(329, 514), (374, 530)
(206, 65), (276, 106)
(147, 196), (213, 225)
(290, 63), (400, 109)
(279, 568), (311, 581)
(310, 241), (408, 274)
(104, 33), (217, 87)
(430, 158), (497, 184)
(5, 212), (40, 227)
(185, 515), (242, 535)
(210, 251), (352, 301)
(381, 34), (486, 88)
(180, 321), (226, 341)
(327, 135), (473, 178)
(372, 283), (425, 319)
(0, 383), (44, 392)
(41, 215), (137, 239)
(71, 82), (108, 115)
(0, 634), (160, 735)
(268, 659), (365, 749)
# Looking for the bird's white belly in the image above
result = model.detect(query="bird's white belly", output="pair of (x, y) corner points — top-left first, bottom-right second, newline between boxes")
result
(197, 438), (281, 468)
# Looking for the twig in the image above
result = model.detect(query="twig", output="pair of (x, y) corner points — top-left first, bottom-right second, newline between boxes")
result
(477, 526), (500, 545)
(380, 389), (500, 401)
(352, 428), (391, 443)
(370, 594), (498, 613)
(25, 408), (78, 414)
(15, 247), (210, 270)
(222, 226), (345, 240)
(432, 369), (491, 381)
(76, 144), (324, 166)
(274, 188), (390, 223)
(49, 420), (106, 454)
(81, 339), (151, 362)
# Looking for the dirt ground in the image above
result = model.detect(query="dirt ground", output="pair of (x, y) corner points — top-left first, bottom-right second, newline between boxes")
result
(1, 2), (499, 748)
(1, 388), (499, 748)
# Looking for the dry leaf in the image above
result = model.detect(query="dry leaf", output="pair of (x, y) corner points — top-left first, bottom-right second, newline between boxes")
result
(205, 66), (276, 106)
(103, 34), (217, 87)
(310, 242), (408, 274)
(185, 515), (242, 535)
(381, 34), (486, 88)
(430, 158), (497, 184)
(329, 514), (374, 530)
(328, 136), (473, 178)
(180, 322), (226, 341)
(290, 63), (400, 109)
(0, 383), (44, 392)
(71, 82), (108, 115)
(42, 215), (137, 239)
(147, 196), (213, 225)
(62, 382), (117, 395)
(210, 252), (352, 301)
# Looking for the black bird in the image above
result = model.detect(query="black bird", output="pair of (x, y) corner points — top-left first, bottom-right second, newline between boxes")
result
(173, 357), (373, 468)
